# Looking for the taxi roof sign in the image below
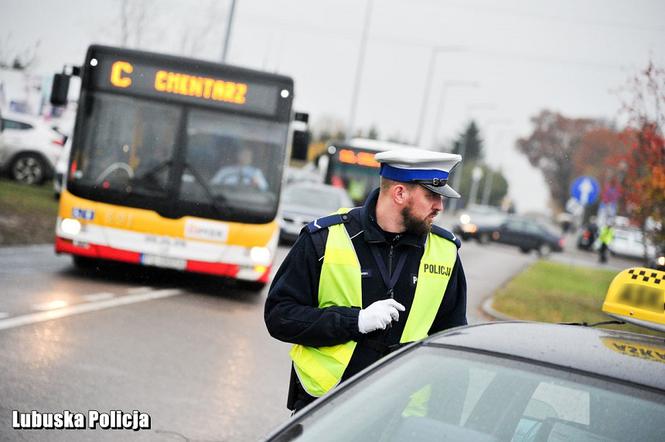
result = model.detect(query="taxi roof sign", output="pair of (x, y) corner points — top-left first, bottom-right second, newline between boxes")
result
(602, 267), (665, 333)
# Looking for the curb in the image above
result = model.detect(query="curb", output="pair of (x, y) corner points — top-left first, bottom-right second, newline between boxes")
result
(481, 297), (517, 321)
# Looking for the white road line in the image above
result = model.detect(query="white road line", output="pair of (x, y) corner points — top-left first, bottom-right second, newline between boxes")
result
(126, 286), (154, 295)
(81, 292), (116, 302)
(0, 289), (182, 331)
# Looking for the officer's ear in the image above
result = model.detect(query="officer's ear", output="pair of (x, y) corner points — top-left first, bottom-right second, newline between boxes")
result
(392, 183), (410, 205)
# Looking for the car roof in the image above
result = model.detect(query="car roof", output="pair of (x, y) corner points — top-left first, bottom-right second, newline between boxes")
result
(426, 321), (665, 391)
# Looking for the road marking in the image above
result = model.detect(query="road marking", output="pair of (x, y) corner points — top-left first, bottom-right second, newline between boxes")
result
(33, 300), (69, 311)
(81, 292), (115, 302)
(0, 289), (182, 331)
(126, 286), (153, 295)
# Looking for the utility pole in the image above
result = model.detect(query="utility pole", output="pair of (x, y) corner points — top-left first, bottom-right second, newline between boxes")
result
(430, 80), (479, 148)
(346, 0), (374, 141)
(221, 0), (237, 64)
(414, 45), (466, 146)
(448, 103), (496, 212)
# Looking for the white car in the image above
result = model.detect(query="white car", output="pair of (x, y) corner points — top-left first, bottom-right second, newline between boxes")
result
(53, 137), (72, 198)
(0, 112), (66, 184)
(610, 227), (656, 260)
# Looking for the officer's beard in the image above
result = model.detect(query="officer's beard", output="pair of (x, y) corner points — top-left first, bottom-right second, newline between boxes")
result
(401, 205), (434, 236)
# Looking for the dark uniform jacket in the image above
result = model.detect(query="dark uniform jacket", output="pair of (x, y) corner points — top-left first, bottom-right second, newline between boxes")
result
(264, 188), (467, 409)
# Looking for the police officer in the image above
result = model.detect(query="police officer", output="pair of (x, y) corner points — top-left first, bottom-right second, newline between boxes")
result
(264, 148), (467, 412)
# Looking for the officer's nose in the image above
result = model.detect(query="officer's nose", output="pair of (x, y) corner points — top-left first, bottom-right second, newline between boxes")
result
(433, 196), (443, 212)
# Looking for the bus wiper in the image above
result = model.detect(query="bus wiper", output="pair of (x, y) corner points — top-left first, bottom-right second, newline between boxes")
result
(132, 159), (172, 187)
(183, 162), (229, 218)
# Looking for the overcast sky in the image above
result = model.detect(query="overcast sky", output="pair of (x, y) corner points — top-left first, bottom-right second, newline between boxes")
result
(2, 0), (664, 213)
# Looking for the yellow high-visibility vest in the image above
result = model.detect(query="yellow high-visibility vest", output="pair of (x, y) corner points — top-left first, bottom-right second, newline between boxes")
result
(290, 210), (457, 397)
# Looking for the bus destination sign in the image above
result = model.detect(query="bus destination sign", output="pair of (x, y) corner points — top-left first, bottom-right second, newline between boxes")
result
(92, 57), (284, 116)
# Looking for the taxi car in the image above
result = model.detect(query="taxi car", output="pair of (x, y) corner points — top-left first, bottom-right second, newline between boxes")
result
(266, 267), (665, 442)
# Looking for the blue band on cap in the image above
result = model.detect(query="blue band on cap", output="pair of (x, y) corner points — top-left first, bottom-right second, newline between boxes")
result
(380, 163), (449, 182)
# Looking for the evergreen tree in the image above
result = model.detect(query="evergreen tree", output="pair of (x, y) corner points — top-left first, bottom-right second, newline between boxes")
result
(451, 121), (484, 162)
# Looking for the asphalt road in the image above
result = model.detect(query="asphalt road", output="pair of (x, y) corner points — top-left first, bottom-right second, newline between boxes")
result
(0, 232), (636, 441)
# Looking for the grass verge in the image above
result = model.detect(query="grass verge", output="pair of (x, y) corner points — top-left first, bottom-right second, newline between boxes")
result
(0, 178), (58, 245)
(492, 260), (664, 337)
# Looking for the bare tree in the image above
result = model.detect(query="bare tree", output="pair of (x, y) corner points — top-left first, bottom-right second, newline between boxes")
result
(0, 33), (40, 71)
(117, 0), (155, 48)
(178, 0), (225, 57)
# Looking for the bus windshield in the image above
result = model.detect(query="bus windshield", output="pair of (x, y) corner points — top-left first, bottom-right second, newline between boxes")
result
(72, 92), (287, 222)
(326, 146), (381, 205)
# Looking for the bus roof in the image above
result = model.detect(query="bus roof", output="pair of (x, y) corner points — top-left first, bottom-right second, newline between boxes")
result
(334, 138), (431, 152)
(87, 45), (294, 86)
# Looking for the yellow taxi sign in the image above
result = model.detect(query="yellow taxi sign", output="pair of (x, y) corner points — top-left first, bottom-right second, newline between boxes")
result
(602, 267), (665, 333)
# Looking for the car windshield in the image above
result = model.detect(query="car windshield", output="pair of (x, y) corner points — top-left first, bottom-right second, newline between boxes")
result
(284, 347), (665, 442)
(282, 186), (348, 212)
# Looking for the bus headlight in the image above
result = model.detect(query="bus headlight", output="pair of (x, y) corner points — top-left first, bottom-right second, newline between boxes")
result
(250, 247), (271, 265)
(61, 218), (82, 235)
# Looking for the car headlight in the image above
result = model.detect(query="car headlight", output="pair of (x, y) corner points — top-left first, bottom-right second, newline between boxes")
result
(460, 214), (471, 224)
(60, 218), (81, 235)
(250, 247), (272, 265)
(658, 256), (665, 266)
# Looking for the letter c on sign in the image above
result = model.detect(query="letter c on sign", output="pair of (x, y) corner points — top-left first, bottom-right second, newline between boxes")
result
(110, 61), (133, 88)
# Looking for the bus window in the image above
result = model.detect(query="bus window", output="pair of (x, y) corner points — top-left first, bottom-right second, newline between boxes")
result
(182, 108), (287, 217)
(76, 92), (180, 194)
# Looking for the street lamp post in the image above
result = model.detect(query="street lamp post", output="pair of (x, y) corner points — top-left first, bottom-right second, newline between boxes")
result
(346, 0), (374, 141)
(430, 80), (479, 148)
(469, 166), (484, 206)
(221, 0), (237, 63)
(448, 103), (496, 211)
(413, 45), (466, 146)
(480, 119), (512, 206)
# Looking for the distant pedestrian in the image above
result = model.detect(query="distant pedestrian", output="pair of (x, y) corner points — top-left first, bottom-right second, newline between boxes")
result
(598, 222), (615, 263)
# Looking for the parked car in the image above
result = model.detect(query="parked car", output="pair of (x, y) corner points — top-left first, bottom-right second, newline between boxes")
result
(491, 216), (564, 255)
(610, 227), (656, 260)
(0, 112), (66, 184)
(576, 222), (599, 251)
(278, 182), (353, 243)
(53, 137), (72, 198)
(648, 245), (665, 271)
(452, 204), (507, 243)
(266, 267), (665, 442)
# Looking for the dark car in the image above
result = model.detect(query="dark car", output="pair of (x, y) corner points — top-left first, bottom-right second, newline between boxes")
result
(278, 182), (353, 243)
(266, 267), (665, 442)
(491, 217), (564, 255)
(576, 222), (598, 251)
(453, 204), (507, 243)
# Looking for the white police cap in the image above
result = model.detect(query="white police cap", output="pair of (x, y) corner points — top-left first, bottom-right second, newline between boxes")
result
(375, 148), (462, 198)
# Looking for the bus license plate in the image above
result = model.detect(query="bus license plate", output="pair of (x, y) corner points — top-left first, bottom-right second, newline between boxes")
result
(141, 254), (186, 270)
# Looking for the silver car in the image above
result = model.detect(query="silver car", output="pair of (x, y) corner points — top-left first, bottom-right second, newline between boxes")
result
(278, 182), (353, 243)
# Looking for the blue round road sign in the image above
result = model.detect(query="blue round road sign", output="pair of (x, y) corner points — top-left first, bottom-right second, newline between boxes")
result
(570, 176), (600, 206)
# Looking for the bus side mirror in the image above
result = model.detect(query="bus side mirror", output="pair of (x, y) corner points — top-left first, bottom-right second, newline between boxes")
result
(291, 112), (310, 161)
(291, 130), (310, 161)
(50, 73), (70, 107)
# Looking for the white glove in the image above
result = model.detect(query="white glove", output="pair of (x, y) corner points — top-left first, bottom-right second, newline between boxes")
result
(358, 299), (406, 334)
